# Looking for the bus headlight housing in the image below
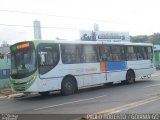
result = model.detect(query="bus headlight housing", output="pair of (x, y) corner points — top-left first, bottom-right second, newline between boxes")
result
(27, 76), (36, 85)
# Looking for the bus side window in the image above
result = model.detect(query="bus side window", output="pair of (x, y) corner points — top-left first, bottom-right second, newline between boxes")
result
(100, 45), (112, 61)
(136, 46), (144, 60)
(61, 44), (81, 64)
(147, 46), (153, 60)
(82, 45), (98, 63)
(62, 51), (71, 64)
(61, 46), (71, 64)
(121, 47), (126, 60)
(111, 45), (125, 61)
(143, 47), (148, 60)
(127, 46), (137, 61)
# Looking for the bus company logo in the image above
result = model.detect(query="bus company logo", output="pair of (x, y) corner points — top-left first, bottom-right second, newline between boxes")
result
(85, 68), (98, 72)
(2, 114), (18, 120)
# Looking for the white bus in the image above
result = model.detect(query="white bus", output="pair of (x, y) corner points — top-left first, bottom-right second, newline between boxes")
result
(10, 40), (155, 96)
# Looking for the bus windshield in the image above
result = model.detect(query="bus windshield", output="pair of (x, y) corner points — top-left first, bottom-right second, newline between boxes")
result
(11, 44), (36, 79)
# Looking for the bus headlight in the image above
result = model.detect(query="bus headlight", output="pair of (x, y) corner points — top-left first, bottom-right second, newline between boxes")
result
(32, 76), (36, 81)
(27, 76), (36, 85)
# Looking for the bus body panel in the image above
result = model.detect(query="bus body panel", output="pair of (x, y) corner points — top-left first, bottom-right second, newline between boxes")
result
(107, 71), (126, 83)
(127, 60), (155, 78)
(26, 60), (155, 92)
(38, 63), (105, 89)
(27, 75), (61, 92)
(26, 76), (40, 92)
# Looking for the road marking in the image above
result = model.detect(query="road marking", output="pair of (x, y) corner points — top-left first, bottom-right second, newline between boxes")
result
(73, 96), (160, 120)
(96, 95), (160, 114)
(34, 95), (107, 111)
(143, 84), (160, 88)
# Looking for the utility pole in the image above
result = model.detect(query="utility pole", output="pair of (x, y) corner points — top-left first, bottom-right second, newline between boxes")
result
(93, 23), (99, 32)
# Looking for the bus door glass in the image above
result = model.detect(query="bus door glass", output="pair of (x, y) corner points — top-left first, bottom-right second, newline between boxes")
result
(37, 43), (60, 77)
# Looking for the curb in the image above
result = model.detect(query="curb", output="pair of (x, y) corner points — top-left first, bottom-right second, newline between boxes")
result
(0, 93), (24, 100)
(0, 92), (39, 100)
(7, 93), (24, 99)
(0, 96), (7, 100)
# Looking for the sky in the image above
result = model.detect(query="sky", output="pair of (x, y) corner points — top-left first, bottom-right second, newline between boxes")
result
(0, 0), (160, 44)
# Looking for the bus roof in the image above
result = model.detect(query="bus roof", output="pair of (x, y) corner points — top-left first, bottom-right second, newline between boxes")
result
(13, 39), (153, 47)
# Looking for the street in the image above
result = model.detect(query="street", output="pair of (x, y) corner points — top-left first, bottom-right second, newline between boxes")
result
(0, 71), (160, 120)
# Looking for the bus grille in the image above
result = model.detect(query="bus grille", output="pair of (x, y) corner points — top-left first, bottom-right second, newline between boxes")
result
(13, 82), (27, 91)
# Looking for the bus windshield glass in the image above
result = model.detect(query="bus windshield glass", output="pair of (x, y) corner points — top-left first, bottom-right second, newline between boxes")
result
(11, 42), (36, 79)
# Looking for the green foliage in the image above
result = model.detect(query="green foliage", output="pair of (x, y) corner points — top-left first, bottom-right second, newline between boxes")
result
(130, 33), (160, 44)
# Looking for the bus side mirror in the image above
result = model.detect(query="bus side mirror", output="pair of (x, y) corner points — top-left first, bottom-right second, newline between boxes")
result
(38, 52), (47, 66)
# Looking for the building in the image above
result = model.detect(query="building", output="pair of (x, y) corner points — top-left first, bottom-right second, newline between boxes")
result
(0, 42), (11, 89)
(34, 20), (42, 39)
(80, 30), (130, 42)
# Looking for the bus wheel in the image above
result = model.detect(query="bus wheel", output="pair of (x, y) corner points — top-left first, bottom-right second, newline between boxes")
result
(125, 70), (135, 84)
(39, 91), (50, 96)
(61, 76), (77, 96)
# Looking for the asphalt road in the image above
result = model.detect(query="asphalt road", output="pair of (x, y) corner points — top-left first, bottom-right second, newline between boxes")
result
(0, 71), (160, 120)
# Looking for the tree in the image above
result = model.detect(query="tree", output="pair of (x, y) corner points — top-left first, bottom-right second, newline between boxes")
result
(130, 33), (160, 44)
(151, 33), (160, 44)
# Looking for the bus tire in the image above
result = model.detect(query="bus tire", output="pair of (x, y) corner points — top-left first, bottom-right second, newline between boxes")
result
(125, 70), (135, 84)
(61, 76), (77, 96)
